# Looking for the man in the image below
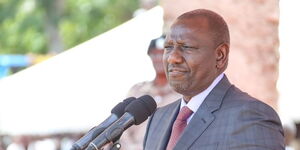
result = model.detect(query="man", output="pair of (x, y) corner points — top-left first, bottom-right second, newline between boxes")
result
(120, 36), (181, 150)
(143, 9), (284, 150)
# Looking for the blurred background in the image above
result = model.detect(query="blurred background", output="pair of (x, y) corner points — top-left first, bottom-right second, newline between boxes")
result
(0, 0), (299, 149)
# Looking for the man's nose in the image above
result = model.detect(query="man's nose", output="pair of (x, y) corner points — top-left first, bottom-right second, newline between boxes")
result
(167, 49), (184, 64)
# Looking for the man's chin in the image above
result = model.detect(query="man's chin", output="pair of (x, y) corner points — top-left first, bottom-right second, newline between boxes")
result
(169, 82), (189, 94)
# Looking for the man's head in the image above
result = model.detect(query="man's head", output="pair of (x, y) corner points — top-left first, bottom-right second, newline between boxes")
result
(163, 9), (230, 100)
(148, 35), (165, 75)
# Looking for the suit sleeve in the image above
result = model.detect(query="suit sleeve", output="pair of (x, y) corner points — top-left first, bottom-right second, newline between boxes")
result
(226, 100), (285, 150)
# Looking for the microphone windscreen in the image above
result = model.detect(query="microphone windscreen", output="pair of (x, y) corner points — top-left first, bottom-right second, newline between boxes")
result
(125, 95), (157, 125)
(111, 97), (136, 118)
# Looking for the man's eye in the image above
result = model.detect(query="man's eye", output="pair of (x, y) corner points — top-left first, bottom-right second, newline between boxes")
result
(182, 45), (193, 49)
(164, 45), (173, 50)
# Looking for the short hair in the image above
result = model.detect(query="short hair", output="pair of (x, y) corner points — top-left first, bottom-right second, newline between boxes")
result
(177, 9), (230, 46)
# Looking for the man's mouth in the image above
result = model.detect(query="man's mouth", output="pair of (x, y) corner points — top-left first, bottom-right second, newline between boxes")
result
(168, 68), (188, 77)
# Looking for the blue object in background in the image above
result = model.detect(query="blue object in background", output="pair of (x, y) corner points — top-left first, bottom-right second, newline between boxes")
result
(0, 55), (31, 78)
(0, 55), (31, 67)
(0, 66), (9, 78)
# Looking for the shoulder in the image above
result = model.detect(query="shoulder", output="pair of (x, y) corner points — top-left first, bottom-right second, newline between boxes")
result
(127, 81), (153, 97)
(222, 85), (272, 110)
(222, 85), (282, 125)
(218, 86), (285, 149)
(128, 81), (152, 91)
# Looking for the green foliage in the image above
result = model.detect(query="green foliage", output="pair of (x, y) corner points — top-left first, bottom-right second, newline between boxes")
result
(0, 0), (139, 54)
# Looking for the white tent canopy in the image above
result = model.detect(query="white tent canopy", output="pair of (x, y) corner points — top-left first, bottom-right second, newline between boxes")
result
(0, 6), (164, 135)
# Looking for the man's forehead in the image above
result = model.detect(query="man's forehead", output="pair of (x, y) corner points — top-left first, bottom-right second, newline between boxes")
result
(175, 17), (209, 31)
(178, 15), (210, 26)
(165, 18), (211, 41)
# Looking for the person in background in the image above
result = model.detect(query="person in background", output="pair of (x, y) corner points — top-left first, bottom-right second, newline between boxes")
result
(120, 36), (181, 150)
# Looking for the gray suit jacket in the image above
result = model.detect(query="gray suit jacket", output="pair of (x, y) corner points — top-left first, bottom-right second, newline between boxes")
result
(143, 76), (284, 150)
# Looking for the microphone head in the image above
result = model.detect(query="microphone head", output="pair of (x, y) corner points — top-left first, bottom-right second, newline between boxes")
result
(125, 95), (157, 125)
(111, 97), (136, 118)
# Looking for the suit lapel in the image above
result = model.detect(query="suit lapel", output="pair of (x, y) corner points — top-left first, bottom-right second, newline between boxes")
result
(174, 76), (232, 150)
(156, 100), (181, 150)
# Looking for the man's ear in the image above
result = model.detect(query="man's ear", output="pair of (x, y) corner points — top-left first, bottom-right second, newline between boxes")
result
(215, 43), (229, 69)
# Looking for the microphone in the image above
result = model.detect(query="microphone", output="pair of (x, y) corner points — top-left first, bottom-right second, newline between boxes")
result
(71, 97), (136, 150)
(86, 95), (157, 150)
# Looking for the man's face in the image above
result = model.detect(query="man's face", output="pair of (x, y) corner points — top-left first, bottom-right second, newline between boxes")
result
(163, 18), (219, 99)
(149, 49), (165, 74)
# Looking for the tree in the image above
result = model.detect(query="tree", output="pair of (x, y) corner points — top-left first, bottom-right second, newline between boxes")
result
(0, 0), (139, 54)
